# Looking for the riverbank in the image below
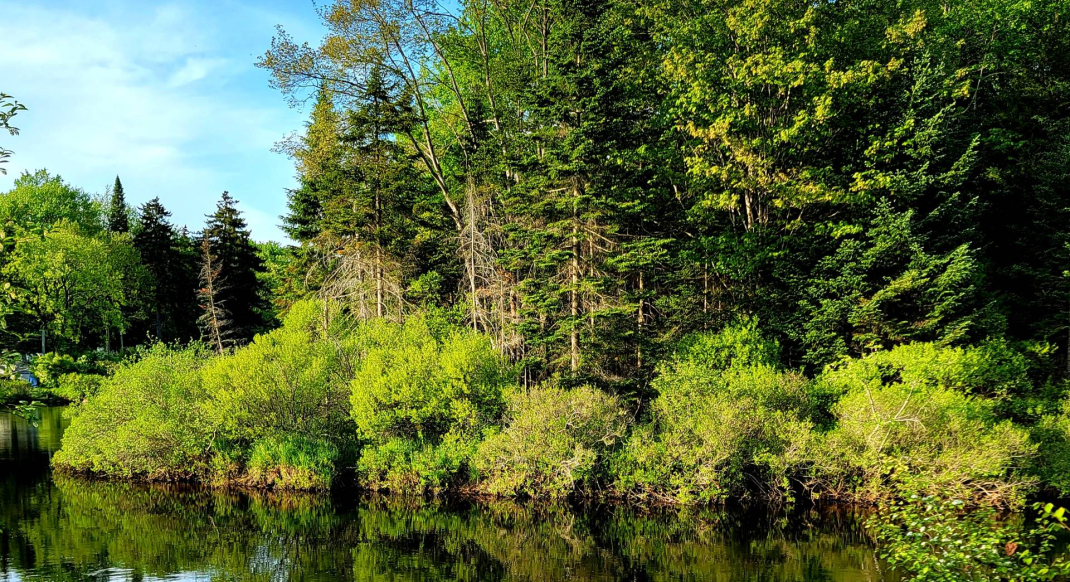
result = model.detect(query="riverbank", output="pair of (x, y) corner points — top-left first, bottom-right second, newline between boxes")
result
(47, 299), (1070, 507)
(2, 406), (896, 582)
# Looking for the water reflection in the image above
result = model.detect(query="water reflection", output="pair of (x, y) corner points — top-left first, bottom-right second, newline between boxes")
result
(0, 408), (896, 581)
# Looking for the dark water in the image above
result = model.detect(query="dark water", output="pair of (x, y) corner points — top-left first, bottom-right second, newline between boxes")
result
(1, 407), (896, 581)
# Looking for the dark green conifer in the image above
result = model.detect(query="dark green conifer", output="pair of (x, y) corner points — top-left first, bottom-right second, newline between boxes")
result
(107, 175), (129, 233)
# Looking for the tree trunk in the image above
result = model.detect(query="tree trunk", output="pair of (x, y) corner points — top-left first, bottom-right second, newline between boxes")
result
(637, 272), (644, 370)
(570, 187), (579, 373)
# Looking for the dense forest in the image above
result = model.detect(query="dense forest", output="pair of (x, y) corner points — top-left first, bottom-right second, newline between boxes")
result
(2, 0), (1070, 535)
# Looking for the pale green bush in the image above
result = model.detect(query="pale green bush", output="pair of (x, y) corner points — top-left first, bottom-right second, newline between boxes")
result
(202, 300), (356, 446)
(475, 385), (631, 498)
(349, 316), (514, 492)
(809, 343), (1036, 503)
(613, 321), (815, 503)
(53, 344), (213, 479)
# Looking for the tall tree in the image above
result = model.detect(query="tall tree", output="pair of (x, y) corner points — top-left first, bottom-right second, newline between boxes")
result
(202, 192), (268, 342)
(107, 176), (129, 233)
(133, 197), (199, 341)
(197, 236), (232, 353)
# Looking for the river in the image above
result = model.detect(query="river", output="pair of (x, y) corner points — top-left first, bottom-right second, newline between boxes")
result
(0, 407), (897, 581)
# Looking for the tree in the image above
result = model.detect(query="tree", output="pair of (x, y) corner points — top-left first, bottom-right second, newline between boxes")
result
(0, 170), (102, 234)
(133, 198), (199, 341)
(107, 176), (130, 233)
(4, 223), (147, 353)
(202, 192), (268, 342)
(197, 236), (232, 353)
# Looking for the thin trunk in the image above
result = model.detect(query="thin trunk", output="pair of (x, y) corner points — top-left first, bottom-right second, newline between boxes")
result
(375, 246), (384, 318)
(703, 261), (710, 314)
(637, 272), (644, 370)
(570, 186), (579, 373)
(467, 182), (480, 331)
(40, 327), (46, 354)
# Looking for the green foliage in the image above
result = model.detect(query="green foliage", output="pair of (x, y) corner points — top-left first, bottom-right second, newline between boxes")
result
(244, 435), (339, 491)
(0, 92), (26, 175)
(0, 170), (101, 234)
(201, 191), (270, 343)
(350, 317), (515, 492)
(53, 344), (213, 479)
(202, 299), (356, 447)
(799, 203), (990, 367)
(613, 323), (814, 503)
(475, 385), (631, 498)
(51, 373), (104, 402)
(809, 343), (1035, 503)
(5, 222), (149, 350)
(870, 496), (1070, 581)
(1030, 396), (1070, 497)
(106, 176), (129, 234)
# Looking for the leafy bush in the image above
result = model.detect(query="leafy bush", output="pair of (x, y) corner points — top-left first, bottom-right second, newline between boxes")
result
(31, 352), (80, 386)
(870, 496), (1070, 581)
(475, 385), (631, 498)
(1030, 396), (1070, 497)
(0, 378), (32, 403)
(613, 322), (815, 503)
(349, 316), (514, 493)
(202, 300), (357, 446)
(244, 435), (339, 490)
(809, 343), (1035, 503)
(52, 372), (104, 402)
(53, 344), (213, 479)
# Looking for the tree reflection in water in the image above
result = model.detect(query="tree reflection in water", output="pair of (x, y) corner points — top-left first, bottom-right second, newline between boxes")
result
(0, 408), (895, 582)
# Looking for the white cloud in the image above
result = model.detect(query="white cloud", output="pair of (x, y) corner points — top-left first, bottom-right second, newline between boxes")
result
(167, 57), (231, 87)
(0, 1), (311, 241)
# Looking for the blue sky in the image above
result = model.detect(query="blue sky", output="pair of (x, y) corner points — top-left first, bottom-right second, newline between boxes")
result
(0, 0), (327, 242)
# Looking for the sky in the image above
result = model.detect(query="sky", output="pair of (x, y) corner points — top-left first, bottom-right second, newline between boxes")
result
(0, 0), (327, 242)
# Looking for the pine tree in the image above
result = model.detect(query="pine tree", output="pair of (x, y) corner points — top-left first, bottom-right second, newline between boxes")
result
(202, 192), (269, 342)
(132, 197), (199, 341)
(107, 176), (129, 233)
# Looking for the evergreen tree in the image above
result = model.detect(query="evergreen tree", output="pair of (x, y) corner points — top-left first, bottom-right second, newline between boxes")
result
(202, 192), (269, 342)
(132, 198), (199, 341)
(107, 176), (129, 233)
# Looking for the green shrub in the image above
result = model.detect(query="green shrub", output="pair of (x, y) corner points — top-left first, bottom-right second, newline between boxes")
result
(244, 435), (339, 490)
(52, 344), (213, 479)
(672, 316), (780, 370)
(358, 434), (477, 493)
(809, 343), (1035, 503)
(870, 496), (1070, 581)
(474, 385), (631, 498)
(0, 378), (31, 404)
(31, 352), (80, 386)
(349, 316), (514, 493)
(31, 350), (119, 387)
(613, 322), (815, 504)
(1030, 396), (1070, 497)
(202, 300), (357, 447)
(52, 372), (104, 402)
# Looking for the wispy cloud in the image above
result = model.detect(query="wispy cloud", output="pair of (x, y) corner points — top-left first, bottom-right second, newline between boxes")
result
(0, 0), (318, 241)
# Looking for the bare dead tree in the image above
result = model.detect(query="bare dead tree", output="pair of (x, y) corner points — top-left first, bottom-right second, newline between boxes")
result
(197, 237), (233, 354)
(318, 238), (408, 322)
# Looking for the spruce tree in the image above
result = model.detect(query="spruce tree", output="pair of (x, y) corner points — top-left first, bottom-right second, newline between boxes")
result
(107, 176), (129, 233)
(202, 192), (269, 342)
(133, 197), (199, 341)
